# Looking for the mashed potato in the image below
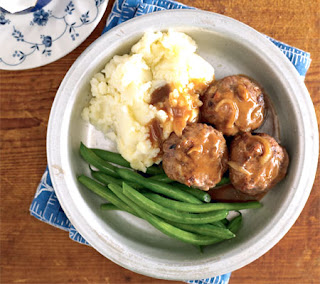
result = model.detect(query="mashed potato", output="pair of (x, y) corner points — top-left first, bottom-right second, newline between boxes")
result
(82, 31), (214, 171)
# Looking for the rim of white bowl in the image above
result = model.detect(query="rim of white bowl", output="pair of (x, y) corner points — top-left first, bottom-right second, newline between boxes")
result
(47, 10), (319, 280)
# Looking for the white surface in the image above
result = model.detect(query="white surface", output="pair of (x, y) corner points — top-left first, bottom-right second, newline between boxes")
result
(47, 10), (319, 280)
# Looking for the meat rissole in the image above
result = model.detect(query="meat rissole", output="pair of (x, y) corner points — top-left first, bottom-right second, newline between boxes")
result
(229, 132), (289, 195)
(200, 75), (265, 136)
(162, 123), (228, 191)
(156, 75), (289, 197)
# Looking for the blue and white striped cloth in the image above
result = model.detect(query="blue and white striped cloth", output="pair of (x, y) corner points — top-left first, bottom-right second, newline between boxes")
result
(30, 1), (311, 283)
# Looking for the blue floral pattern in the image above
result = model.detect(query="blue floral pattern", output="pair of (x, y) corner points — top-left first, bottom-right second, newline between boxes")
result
(0, 12), (10, 25)
(0, 0), (106, 69)
(12, 50), (25, 61)
(32, 9), (50, 26)
(42, 35), (52, 47)
(12, 27), (24, 41)
(65, 1), (75, 15)
(80, 11), (90, 24)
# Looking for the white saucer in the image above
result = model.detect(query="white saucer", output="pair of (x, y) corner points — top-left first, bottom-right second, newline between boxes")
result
(0, 0), (107, 70)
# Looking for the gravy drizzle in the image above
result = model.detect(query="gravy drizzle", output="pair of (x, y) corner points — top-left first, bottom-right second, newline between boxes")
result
(150, 84), (171, 105)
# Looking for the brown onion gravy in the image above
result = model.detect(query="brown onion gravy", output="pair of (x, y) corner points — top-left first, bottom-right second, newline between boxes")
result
(208, 184), (266, 202)
(147, 75), (280, 200)
(148, 79), (213, 143)
(239, 74), (280, 141)
(148, 118), (163, 149)
(150, 84), (171, 105)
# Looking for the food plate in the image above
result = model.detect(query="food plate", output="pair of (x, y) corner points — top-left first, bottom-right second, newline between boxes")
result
(47, 10), (319, 280)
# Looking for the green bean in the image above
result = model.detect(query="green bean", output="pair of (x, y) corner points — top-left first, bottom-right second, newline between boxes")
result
(92, 148), (164, 175)
(143, 193), (261, 213)
(91, 171), (143, 189)
(173, 177), (232, 202)
(211, 220), (227, 228)
(80, 143), (119, 178)
(144, 166), (164, 176)
(100, 203), (119, 211)
(166, 221), (235, 239)
(172, 177), (230, 199)
(116, 168), (203, 204)
(77, 175), (132, 213)
(148, 174), (173, 183)
(171, 183), (211, 203)
(216, 177), (231, 187)
(220, 218), (230, 227)
(91, 171), (122, 185)
(100, 203), (234, 239)
(122, 182), (228, 224)
(227, 213), (242, 234)
(92, 148), (131, 167)
(100, 203), (138, 216)
(108, 183), (225, 246)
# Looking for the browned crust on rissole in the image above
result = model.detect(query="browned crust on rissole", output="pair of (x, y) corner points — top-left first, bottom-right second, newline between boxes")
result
(162, 123), (228, 190)
(229, 132), (289, 195)
(200, 75), (265, 136)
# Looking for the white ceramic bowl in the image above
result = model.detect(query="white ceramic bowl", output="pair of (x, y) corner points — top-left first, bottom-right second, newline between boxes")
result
(47, 10), (319, 280)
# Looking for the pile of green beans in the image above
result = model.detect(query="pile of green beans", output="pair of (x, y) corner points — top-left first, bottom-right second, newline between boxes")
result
(92, 147), (164, 175)
(78, 143), (262, 249)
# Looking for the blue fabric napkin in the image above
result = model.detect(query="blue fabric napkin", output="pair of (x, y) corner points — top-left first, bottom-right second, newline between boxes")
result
(30, 1), (311, 283)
